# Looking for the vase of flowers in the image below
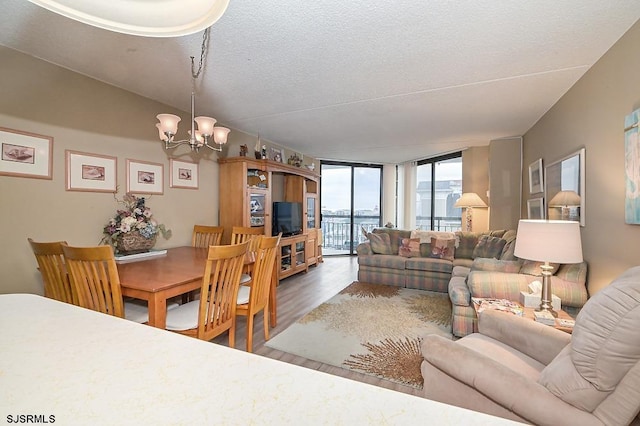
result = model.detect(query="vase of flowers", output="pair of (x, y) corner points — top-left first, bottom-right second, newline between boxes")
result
(101, 193), (171, 255)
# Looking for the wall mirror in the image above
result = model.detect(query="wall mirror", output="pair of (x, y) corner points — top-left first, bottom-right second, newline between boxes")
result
(545, 148), (586, 226)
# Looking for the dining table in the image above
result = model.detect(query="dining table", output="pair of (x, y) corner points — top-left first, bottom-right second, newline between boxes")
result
(117, 246), (272, 329)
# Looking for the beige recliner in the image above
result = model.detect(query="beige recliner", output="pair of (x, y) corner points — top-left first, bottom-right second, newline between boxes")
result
(421, 266), (640, 426)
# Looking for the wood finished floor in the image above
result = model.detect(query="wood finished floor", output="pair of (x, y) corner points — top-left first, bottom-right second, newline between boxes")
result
(212, 256), (423, 397)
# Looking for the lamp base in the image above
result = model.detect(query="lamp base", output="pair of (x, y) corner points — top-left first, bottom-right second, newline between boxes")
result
(535, 306), (558, 318)
(537, 264), (558, 317)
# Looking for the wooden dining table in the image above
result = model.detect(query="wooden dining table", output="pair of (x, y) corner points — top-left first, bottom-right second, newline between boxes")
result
(117, 246), (276, 329)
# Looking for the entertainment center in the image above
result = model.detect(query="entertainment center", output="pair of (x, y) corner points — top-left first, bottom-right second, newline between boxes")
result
(218, 157), (322, 282)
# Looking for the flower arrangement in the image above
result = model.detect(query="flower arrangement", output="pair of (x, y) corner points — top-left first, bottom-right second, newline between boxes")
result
(101, 193), (171, 254)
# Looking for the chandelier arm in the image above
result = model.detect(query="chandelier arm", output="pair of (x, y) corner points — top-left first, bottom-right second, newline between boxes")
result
(157, 26), (226, 153)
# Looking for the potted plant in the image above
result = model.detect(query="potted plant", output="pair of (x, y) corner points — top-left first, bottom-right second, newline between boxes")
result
(101, 193), (171, 255)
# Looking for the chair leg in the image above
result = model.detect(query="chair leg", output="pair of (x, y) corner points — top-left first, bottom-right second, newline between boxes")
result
(263, 307), (270, 341)
(246, 314), (254, 353)
(229, 320), (236, 349)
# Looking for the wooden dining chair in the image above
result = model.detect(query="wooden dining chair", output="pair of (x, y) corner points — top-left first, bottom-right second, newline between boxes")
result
(231, 226), (264, 282)
(191, 225), (224, 248)
(28, 238), (78, 305)
(62, 244), (153, 323)
(165, 241), (249, 345)
(236, 234), (281, 352)
(230, 226), (264, 246)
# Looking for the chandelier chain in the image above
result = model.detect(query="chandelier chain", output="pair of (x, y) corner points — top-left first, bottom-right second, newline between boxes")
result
(191, 27), (211, 80)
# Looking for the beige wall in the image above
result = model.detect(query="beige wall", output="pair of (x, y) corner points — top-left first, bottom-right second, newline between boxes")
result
(0, 47), (228, 294)
(489, 137), (523, 231)
(0, 46), (318, 296)
(523, 20), (640, 295)
(462, 146), (490, 232)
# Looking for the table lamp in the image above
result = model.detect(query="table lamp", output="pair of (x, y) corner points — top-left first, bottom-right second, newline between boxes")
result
(454, 192), (487, 231)
(548, 190), (581, 221)
(514, 220), (583, 317)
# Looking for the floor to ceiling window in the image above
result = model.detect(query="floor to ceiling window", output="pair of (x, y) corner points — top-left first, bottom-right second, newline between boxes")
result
(320, 161), (382, 255)
(415, 152), (463, 231)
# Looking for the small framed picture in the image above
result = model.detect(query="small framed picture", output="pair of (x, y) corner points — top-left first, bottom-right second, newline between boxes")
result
(66, 150), (117, 192)
(0, 127), (53, 180)
(170, 159), (198, 189)
(126, 159), (163, 195)
(270, 147), (283, 163)
(529, 158), (544, 194)
(527, 197), (545, 219)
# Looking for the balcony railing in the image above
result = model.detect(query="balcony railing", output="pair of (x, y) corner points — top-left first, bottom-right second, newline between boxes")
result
(319, 214), (462, 253)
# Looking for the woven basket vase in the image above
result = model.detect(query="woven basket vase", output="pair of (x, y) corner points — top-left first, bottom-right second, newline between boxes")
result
(116, 231), (156, 255)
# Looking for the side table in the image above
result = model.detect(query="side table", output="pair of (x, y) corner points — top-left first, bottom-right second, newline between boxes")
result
(472, 298), (574, 334)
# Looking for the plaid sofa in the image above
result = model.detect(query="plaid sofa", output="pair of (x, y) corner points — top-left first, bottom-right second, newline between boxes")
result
(357, 228), (589, 337)
(356, 228), (516, 292)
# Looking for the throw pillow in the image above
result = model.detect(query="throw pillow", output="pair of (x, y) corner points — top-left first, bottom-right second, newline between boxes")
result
(398, 237), (421, 258)
(361, 226), (393, 255)
(427, 238), (456, 261)
(411, 230), (457, 244)
(470, 258), (522, 273)
(455, 232), (481, 259)
(520, 260), (560, 276)
(472, 235), (507, 259)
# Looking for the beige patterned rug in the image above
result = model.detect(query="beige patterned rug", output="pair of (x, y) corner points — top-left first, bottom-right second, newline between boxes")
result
(265, 282), (453, 389)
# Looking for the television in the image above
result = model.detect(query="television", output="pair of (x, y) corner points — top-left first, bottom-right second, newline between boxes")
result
(272, 202), (303, 237)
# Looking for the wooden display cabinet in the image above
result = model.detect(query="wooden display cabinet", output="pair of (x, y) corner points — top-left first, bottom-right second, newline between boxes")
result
(278, 234), (308, 279)
(284, 175), (321, 264)
(219, 157), (321, 278)
(218, 158), (271, 243)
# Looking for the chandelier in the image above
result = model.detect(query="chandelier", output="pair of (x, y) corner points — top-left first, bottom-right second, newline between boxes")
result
(156, 29), (230, 152)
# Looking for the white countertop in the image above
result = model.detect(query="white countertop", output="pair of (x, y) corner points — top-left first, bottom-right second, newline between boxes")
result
(0, 294), (520, 425)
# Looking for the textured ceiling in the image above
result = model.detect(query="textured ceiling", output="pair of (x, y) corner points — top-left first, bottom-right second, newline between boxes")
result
(1, 1), (639, 164)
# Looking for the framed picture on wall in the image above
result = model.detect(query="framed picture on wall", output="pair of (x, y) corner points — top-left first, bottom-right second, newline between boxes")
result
(169, 159), (198, 189)
(528, 158), (544, 194)
(126, 159), (163, 195)
(0, 127), (53, 180)
(527, 197), (545, 219)
(65, 150), (117, 192)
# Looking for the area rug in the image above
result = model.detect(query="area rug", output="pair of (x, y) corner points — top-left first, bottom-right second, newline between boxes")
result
(265, 281), (453, 389)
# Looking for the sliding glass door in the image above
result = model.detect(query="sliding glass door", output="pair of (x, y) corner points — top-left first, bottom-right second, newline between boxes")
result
(320, 161), (382, 255)
(415, 153), (463, 231)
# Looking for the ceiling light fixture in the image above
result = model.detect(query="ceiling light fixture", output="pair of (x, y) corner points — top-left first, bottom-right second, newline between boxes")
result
(156, 28), (230, 152)
(27, 0), (230, 38)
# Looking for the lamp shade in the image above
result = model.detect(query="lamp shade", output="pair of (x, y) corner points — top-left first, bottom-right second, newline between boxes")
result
(194, 116), (217, 137)
(514, 220), (583, 264)
(212, 127), (231, 145)
(156, 114), (181, 135)
(454, 192), (487, 208)
(548, 190), (581, 207)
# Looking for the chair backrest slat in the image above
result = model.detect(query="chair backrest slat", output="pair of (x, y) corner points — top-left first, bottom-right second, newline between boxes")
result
(62, 244), (124, 318)
(198, 241), (249, 340)
(192, 225), (224, 248)
(230, 226), (264, 245)
(248, 234), (281, 310)
(28, 238), (78, 305)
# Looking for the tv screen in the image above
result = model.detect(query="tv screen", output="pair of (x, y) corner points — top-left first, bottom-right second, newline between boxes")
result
(272, 202), (303, 237)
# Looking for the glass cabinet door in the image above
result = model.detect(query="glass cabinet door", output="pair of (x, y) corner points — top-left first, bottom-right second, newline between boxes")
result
(307, 196), (316, 228)
(250, 192), (266, 227)
(295, 241), (305, 266)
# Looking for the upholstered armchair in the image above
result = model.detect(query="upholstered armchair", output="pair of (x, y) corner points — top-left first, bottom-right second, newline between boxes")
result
(421, 266), (640, 426)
